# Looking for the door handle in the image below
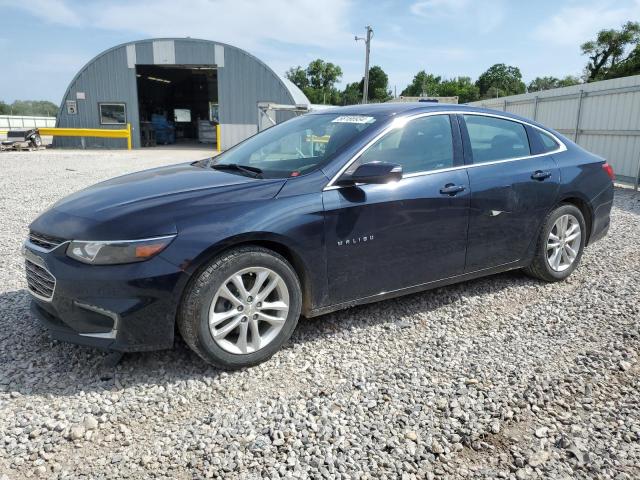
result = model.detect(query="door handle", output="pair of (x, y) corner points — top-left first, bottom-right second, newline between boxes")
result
(440, 184), (466, 196)
(531, 170), (552, 181)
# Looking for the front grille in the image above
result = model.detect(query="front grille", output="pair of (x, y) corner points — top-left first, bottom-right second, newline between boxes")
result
(28, 231), (65, 251)
(25, 259), (56, 300)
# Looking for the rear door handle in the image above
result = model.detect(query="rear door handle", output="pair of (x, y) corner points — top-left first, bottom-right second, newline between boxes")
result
(440, 184), (466, 196)
(531, 170), (552, 181)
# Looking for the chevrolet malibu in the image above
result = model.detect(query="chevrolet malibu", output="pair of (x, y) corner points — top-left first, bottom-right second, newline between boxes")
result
(24, 104), (614, 368)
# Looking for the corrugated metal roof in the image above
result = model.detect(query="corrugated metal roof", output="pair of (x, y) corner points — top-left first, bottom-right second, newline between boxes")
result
(279, 77), (310, 106)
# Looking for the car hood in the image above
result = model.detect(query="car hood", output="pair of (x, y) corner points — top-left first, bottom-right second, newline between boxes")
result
(30, 162), (287, 240)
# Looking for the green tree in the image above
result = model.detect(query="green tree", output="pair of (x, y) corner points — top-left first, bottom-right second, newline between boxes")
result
(581, 21), (640, 81)
(438, 77), (480, 103)
(6, 100), (59, 116)
(618, 44), (640, 76)
(528, 76), (560, 92)
(301, 86), (343, 105)
(285, 59), (343, 105)
(557, 75), (581, 87)
(359, 65), (391, 102)
(527, 75), (580, 92)
(601, 44), (640, 79)
(400, 72), (479, 103)
(342, 82), (362, 105)
(476, 63), (526, 98)
(285, 66), (308, 89)
(0, 101), (9, 115)
(400, 71), (442, 97)
(306, 59), (342, 91)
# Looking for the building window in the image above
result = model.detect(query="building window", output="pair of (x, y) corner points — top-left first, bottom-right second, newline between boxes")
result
(99, 103), (127, 125)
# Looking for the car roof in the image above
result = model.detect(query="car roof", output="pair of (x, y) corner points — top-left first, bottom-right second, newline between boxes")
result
(309, 102), (554, 132)
(309, 102), (495, 116)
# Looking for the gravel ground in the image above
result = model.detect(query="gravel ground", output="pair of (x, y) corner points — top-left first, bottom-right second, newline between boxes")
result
(0, 149), (639, 479)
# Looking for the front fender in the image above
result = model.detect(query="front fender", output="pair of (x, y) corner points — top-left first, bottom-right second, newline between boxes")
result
(159, 192), (327, 313)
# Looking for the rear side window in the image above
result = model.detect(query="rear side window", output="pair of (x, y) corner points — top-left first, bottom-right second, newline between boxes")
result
(464, 115), (530, 163)
(538, 130), (560, 152)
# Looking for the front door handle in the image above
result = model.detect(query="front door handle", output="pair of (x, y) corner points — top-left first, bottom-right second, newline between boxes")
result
(531, 170), (552, 181)
(440, 184), (466, 196)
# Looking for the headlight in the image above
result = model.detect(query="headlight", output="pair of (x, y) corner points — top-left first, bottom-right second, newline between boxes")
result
(66, 235), (176, 265)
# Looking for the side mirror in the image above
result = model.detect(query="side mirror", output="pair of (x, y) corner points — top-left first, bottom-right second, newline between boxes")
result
(337, 162), (403, 186)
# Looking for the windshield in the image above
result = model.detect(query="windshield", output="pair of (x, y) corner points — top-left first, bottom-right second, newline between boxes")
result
(212, 113), (378, 178)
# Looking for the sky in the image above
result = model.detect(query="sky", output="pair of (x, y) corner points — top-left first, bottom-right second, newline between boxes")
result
(1, 0), (639, 103)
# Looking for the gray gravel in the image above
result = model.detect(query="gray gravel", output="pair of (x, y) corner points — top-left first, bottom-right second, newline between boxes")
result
(1, 149), (639, 479)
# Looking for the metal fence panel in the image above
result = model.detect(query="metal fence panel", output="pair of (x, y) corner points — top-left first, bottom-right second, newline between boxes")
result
(507, 101), (535, 119)
(538, 97), (581, 132)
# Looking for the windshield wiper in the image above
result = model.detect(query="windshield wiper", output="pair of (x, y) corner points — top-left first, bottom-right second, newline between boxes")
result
(212, 163), (263, 178)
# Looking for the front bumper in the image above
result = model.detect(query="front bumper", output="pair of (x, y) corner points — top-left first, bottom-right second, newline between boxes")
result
(24, 241), (189, 352)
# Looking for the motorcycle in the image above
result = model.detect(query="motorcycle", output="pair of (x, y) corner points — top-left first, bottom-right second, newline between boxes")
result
(1, 129), (43, 151)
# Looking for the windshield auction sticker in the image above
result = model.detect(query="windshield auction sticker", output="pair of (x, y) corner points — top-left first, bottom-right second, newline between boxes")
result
(331, 115), (376, 124)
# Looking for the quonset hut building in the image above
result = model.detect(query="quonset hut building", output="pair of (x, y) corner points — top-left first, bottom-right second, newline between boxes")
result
(55, 38), (310, 149)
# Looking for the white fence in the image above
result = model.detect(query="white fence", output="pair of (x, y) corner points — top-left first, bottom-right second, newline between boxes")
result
(469, 75), (640, 188)
(0, 115), (56, 129)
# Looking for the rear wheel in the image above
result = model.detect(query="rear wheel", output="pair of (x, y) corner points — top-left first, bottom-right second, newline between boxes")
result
(524, 204), (586, 282)
(178, 246), (302, 369)
(30, 134), (42, 149)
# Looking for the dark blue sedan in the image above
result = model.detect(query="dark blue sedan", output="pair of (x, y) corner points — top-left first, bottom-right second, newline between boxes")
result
(24, 104), (614, 368)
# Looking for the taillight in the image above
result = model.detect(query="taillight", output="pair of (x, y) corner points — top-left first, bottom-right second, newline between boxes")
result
(602, 162), (615, 181)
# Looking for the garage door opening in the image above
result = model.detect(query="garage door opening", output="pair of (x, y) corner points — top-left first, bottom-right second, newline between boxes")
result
(136, 65), (218, 147)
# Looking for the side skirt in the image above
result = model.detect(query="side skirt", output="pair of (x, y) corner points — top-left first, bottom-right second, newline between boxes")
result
(306, 260), (527, 318)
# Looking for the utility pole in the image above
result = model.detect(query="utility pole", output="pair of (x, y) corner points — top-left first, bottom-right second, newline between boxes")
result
(355, 26), (373, 104)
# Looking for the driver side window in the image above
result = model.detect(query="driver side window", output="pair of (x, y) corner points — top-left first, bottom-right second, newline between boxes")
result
(358, 114), (454, 175)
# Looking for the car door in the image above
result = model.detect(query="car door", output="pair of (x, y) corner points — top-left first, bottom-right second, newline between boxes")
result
(460, 113), (561, 272)
(322, 113), (471, 304)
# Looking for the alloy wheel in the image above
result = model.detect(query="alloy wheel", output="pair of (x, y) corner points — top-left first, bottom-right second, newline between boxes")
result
(208, 267), (290, 355)
(546, 213), (581, 272)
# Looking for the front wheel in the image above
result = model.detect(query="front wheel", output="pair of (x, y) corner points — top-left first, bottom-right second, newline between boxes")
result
(524, 204), (586, 282)
(178, 246), (302, 369)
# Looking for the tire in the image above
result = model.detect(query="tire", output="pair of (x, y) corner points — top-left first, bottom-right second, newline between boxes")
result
(30, 134), (42, 149)
(178, 246), (302, 369)
(524, 204), (586, 282)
